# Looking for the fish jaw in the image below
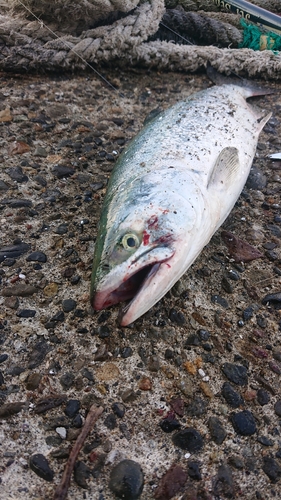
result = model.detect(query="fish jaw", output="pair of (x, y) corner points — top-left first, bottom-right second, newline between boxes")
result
(119, 259), (176, 326)
(91, 244), (175, 323)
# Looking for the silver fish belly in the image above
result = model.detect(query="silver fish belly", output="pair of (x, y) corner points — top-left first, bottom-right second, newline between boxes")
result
(91, 82), (271, 326)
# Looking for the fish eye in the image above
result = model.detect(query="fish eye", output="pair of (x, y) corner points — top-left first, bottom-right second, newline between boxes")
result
(121, 233), (140, 250)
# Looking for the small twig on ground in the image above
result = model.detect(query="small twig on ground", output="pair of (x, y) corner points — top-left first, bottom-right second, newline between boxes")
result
(53, 405), (104, 500)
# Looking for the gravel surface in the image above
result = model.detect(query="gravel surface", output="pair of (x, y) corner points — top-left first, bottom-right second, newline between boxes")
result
(0, 67), (281, 500)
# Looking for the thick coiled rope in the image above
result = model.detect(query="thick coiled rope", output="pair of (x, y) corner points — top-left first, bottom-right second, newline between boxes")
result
(0, 0), (280, 78)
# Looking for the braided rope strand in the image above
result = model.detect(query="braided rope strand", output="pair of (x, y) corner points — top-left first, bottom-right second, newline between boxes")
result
(0, 0), (280, 78)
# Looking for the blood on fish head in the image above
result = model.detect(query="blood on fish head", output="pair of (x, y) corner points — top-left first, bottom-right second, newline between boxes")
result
(90, 199), (194, 325)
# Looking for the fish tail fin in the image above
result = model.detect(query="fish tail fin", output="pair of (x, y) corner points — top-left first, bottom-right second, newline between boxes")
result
(206, 62), (276, 97)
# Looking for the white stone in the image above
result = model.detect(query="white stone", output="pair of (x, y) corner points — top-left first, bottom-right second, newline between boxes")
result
(56, 427), (67, 439)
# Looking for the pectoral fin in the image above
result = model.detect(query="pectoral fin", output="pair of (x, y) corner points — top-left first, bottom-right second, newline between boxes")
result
(207, 147), (239, 190)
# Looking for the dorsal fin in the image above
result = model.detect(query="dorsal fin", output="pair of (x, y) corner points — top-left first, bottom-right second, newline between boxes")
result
(207, 147), (240, 190)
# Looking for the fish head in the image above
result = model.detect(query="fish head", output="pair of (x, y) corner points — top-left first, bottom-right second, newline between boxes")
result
(91, 191), (197, 326)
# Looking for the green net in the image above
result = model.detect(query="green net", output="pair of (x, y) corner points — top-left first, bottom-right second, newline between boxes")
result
(240, 19), (281, 51)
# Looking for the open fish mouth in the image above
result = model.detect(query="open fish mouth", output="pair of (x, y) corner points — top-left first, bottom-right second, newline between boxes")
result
(92, 246), (175, 326)
(93, 263), (159, 308)
(118, 263), (162, 322)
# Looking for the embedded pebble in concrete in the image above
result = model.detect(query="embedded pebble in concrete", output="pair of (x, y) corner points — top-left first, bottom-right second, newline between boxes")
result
(121, 346), (133, 358)
(257, 436), (274, 446)
(1, 198), (33, 208)
(25, 372), (42, 390)
(208, 416), (227, 445)
(34, 146), (48, 157)
(4, 297), (19, 309)
(242, 305), (255, 322)
(2, 284), (38, 297)
(1, 198), (32, 208)
(52, 165), (75, 178)
(262, 292), (281, 308)
(160, 414), (181, 433)
(34, 174), (47, 187)
(0, 180), (9, 190)
(154, 464), (187, 499)
(104, 413), (117, 429)
(2, 257), (15, 267)
(109, 459), (144, 499)
(172, 428), (204, 452)
(170, 396), (185, 417)
(56, 426), (67, 439)
(60, 372), (75, 390)
(221, 382), (244, 408)
(46, 435), (62, 447)
(222, 363), (248, 386)
(227, 269), (240, 281)
(16, 309), (36, 318)
(269, 360), (281, 375)
(186, 396), (208, 417)
(28, 341), (52, 369)
(256, 389), (270, 406)
(169, 308), (186, 325)
(0, 242), (30, 262)
(221, 230), (263, 262)
(221, 276), (233, 293)
(72, 414), (83, 428)
(62, 299), (77, 312)
(187, 461), (202, 481)
(29, 454), (54, 482)
(262, 456), (281, 483)
(228, 455), (244, 469)
(26, 251), (47, 262)
(112, 402), (126, 418)
(55, 223), (68, 235)
(0, 354), (8, 364)
(213, 464), (235, 499)
(267, 225), (281, 238)
(64, 399), (80, 418)
(6, 166), (28, 183)
(0, 402), (26, 418)
(43, 282), (58, 297)
(74, 460), (92, 489)
(274, 400), (281, 416)
(246, 167), (267, 190)
(147, 354), (160, 372)
(50, 311), (65, 322)
(211, 294), (229, 308)
(230, 410), (257, 436)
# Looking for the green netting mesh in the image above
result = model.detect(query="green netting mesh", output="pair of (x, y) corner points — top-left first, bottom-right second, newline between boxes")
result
(240, 19), (281, 51)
